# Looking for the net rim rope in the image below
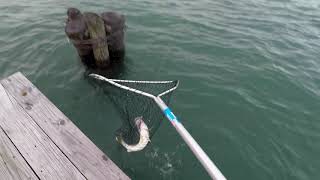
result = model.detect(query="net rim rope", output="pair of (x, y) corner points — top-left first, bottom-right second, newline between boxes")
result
(89, 73), (179, 99)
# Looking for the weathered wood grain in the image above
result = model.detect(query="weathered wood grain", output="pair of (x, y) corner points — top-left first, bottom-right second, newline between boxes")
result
(0, 126), (39, 180)
(1, 72), (130, 180)
(0, 83), (86, 180)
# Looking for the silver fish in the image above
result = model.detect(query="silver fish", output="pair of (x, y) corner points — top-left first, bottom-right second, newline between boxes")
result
(116, 116), (150, 152)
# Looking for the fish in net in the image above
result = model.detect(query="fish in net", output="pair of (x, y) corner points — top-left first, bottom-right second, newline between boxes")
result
(90, 74), (179, 151)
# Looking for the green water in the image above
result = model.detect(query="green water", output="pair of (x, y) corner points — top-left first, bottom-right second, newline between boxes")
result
(1, 0), (320, 179)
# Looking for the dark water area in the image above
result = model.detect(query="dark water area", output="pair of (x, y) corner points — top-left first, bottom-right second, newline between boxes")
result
(1, 0), (320, 179)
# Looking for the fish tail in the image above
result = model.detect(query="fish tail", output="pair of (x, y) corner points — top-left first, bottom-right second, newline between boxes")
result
(115, 135), (122, 142)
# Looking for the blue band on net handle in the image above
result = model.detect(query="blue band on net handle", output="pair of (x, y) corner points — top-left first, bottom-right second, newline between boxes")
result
(164, 108), (179, 123)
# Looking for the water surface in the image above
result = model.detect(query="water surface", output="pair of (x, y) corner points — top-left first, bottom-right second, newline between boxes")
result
(1, 0), (320, 179)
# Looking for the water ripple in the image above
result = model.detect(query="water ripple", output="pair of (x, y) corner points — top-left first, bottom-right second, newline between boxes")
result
(1, 0), (320, 179)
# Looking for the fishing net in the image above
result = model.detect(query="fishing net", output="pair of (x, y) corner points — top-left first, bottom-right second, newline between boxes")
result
(90, 74), (179, 145)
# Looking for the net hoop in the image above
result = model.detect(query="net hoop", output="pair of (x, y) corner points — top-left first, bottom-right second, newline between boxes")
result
(89, 73), (179, 99)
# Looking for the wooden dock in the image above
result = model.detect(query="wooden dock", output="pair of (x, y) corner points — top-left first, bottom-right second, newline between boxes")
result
(0, 72), (130, 180)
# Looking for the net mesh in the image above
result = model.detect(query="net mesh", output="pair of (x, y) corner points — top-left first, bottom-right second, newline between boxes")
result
(90, 74), (178, 145)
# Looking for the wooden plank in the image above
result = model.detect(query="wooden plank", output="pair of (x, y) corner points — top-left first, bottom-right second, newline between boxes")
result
(0, 83), (86, 180)
(1, 72), (130, 180)
(0, 126), (39, 180)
